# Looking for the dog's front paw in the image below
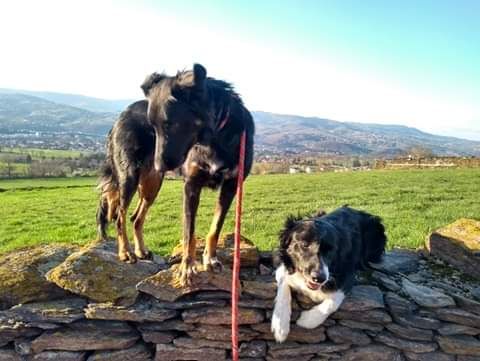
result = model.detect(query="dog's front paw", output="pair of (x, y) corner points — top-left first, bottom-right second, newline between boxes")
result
(296, 309), (327, 329)
(203, 256), (224, 273)
(118, 250), (137, 264)
(271, 312), (290, 343)
(175, 259), (199, 287)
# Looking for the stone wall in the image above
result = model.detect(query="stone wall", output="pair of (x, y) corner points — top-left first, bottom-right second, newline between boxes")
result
(1, 238), (480, 361)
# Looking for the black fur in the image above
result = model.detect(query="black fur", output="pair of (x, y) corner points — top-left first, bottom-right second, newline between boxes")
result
(97, 64), (254, 269)
(279, 206), (387, 292)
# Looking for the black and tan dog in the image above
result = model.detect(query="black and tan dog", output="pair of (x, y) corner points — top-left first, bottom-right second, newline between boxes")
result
(271, 206), (387, 342)
(97, 64), (254, 286)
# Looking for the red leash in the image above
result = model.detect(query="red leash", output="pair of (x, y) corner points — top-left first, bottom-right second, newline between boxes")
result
(231, 130), (246, 361)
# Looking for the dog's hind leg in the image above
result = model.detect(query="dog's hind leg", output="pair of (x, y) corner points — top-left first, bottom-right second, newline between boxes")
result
(177, 178), (202, 286)
(203, 179), (236, 272)
(132, 169), (163, 260)
(116, 170), (139, 263)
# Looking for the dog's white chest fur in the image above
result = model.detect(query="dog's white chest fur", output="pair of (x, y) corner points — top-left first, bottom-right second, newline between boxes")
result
(271, 264), (345, 343)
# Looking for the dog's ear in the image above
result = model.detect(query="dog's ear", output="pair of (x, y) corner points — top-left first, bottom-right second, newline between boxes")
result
(141, 72), (164, 96)
(279, 215), (301, 274)
(314, 209), (327, 218)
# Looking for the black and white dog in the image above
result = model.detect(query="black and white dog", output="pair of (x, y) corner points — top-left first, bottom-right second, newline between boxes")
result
(271, 206), (387, 342)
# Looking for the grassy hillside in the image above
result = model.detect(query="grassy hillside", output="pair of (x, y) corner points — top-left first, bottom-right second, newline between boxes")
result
(0, 169), (479, 256)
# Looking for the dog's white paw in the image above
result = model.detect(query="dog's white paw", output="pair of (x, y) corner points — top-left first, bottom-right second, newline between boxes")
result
(271, 313), (290, 343)
(296, 309), (327, 329)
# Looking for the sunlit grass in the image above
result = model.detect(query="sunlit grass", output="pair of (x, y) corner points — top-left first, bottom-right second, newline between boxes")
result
(0, 169), (479, 256)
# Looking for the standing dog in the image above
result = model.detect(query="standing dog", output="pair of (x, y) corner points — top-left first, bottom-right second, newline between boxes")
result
(97, 64), (254, 286)
(271, 206), (386, 342)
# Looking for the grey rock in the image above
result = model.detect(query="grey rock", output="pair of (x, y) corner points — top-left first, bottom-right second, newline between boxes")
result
(340, 286), (384, 312)
(182, 306), (264, 325)
(332, 309), (392, 324)
(239, 340), (267, 358)
(453, 294), (480, 316)
(173, 336), (231, 349)
(250, 323), (326, 343)
(370, 249), (419, 274)
(438, 323), (480, 336)
(4, 298), (86, 324)
(371, 271), (401, 292)
(0, 348), (22, 361)
(385, 323), (434, 341)
(30, 322), (139, 353)
(87, 343), (153, 361)
(402, 279), (455, 308)
(404, 351), (455, 361)
(141, 331), (176, 344)
(187, 324), (259, 342)
(0, 317), (42, 347)
(326, 325), (371, 346)
(393, 314), (442, 330)
(436, 308), (480, 328)
(85, 300), (177, 322)
(375, 331), (438, 353)
(32, 351), (87, 361)
(155, 343), (226, 361)
(267, 342), (351, 357)
(472, 287), (480, 301)
(436, 335), (480, 356)
(341, 345), (404, 361)
(385, 292), (418, 315)
(137, 320), (195, 332)
(338, 320), (384, 332)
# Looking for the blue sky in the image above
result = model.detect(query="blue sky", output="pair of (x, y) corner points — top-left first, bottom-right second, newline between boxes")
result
(1, 0), (479, 139)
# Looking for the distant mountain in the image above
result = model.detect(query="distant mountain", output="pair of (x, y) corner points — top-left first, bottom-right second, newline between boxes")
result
(253, 111), (480, 157)
(0, 89), (479, 157)
(0, 88), (134, 113)
(0, 93), (116, 135)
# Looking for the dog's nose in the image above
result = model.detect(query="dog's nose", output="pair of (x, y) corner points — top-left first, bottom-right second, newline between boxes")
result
(311, 271), (327, 284)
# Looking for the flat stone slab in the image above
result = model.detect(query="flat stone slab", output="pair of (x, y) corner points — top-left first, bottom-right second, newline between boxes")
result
(342, 345), (404, 361)
(31, 351), (87, 361)
(170, 233), (259, 268)
(155, 343), (226, 361)
(0, 244), (76, 309)
(402, 279), (455, 308)
(186, 324), (260, 342)
(182, 306), (264, 325)
(267, 342), (351, 357)
(0, 317), (42, 346)
(0, 348), (22, 361)
(332, 309), (392, 324)
(4, 298), (86, 324)
(87, 343), (153, 361)
(326, 325), (371, 346)
(30, 321), (139, 353)
(340, 285), (384, 311)
(438, 324), (480, 336)
(404, 351), (455, 361)
(375, 331), (438, 353)
(85, 300), (177, 322)
(435, 308), (480, 328)
(385, 323), (434, 341)
(46, 240), (162, 306)
(173, 336), (231, 349)
(137, 265), (234, 302)
(251, 322), (326, 343)
(427, 218), (480, 279)
(436, 335), (480, 356)
(370, 249), (420, 274)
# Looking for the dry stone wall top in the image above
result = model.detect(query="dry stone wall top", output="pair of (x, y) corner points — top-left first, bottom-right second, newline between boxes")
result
(0, 231), (479, 360)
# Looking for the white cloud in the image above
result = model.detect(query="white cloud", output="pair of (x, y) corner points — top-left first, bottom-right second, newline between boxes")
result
(0, 0), (478, 138)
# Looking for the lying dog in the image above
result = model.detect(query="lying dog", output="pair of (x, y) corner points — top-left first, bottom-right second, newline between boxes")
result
(271, 206), (387, 342)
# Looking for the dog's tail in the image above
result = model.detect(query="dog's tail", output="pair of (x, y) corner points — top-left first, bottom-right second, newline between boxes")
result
(96, 133), (119, 240)
(362, 214), (387, 266)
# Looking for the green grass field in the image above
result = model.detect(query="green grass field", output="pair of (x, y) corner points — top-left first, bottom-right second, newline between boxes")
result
(1, 147), (88, 159)
(0, 169), (479, 256)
